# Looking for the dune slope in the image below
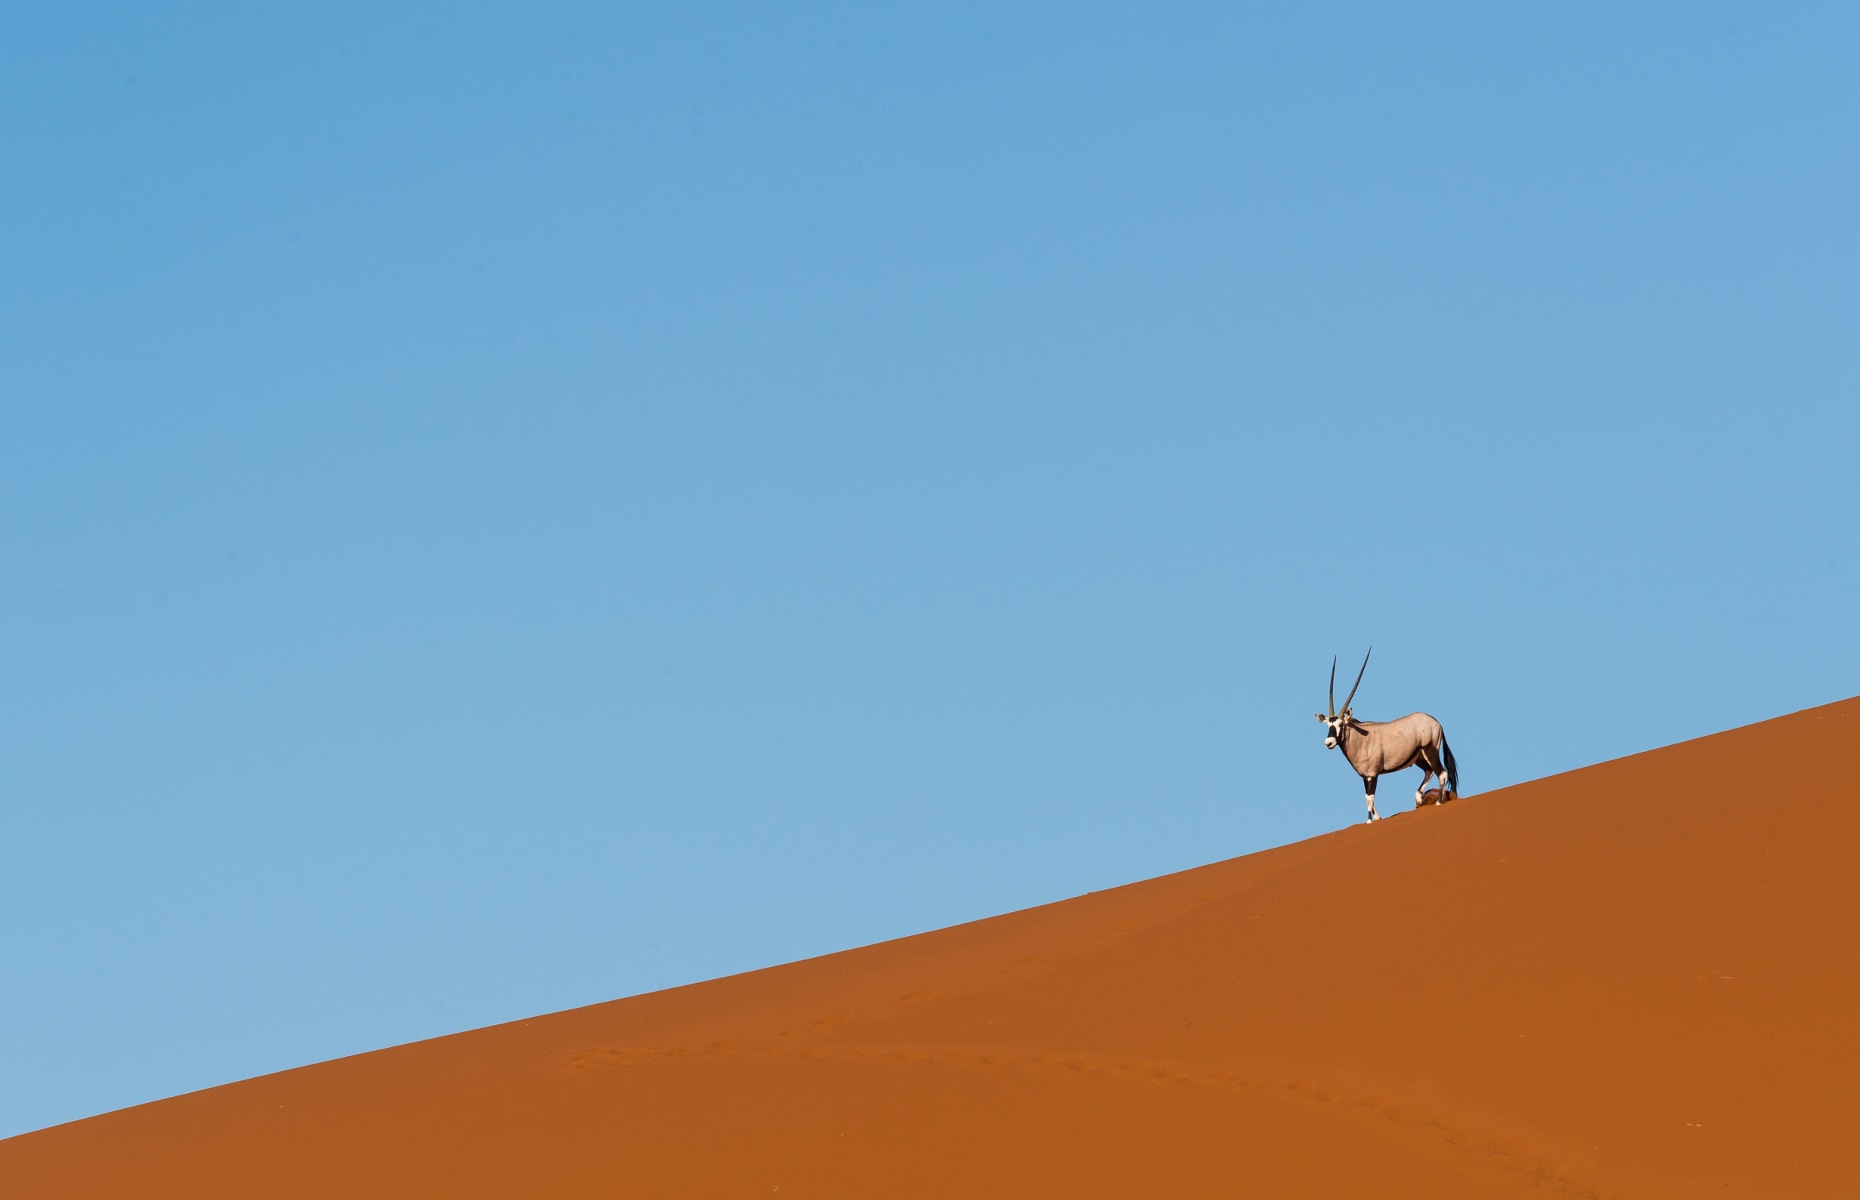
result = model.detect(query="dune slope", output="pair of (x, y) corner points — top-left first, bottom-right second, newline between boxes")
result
(7, 699), (1860, 1198)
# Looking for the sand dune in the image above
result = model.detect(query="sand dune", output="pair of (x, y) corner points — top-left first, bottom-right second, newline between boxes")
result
(6, 699), (1858, 1198)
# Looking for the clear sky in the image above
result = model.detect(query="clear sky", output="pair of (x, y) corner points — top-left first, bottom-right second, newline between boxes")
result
(3, 2), (1856, 1139)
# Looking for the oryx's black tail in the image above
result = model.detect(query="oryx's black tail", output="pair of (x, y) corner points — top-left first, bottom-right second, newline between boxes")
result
(1442, 737), (1459, 795)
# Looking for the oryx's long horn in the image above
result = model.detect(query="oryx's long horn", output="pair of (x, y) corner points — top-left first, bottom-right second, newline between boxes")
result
(1342, 646), (1371, 712)
(1328, 657), (1337, 718)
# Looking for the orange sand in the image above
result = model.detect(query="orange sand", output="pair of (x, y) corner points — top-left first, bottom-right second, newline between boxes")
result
(6, 698), (1859, 1198)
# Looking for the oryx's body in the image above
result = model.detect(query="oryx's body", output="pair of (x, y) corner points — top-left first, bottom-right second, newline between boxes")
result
(1317, 650), (1458, 823)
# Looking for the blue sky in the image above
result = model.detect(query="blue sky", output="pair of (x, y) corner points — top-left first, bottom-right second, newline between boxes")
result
(2, 2), (1856, 1138)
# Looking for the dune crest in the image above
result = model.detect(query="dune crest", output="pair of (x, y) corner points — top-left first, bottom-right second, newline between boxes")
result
(7, 699), (1859, 1198)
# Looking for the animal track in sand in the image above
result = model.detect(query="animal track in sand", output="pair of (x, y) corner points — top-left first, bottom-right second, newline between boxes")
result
(563, 1037), (747, 1070)
(561, 1040), (1657, 1199)
(771, 1014), (851, 1038)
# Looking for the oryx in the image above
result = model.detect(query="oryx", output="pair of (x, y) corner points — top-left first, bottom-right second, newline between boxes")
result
(1316, 648), (1458, 824)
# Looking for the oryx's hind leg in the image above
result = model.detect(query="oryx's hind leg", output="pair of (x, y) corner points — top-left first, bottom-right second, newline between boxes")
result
(1416, 746), (1446, 806)
(1363, 775), (1380, 823)
(1431, 740), (1455, 802)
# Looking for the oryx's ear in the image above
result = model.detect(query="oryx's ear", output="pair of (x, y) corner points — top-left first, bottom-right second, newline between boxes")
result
(1315, 713), (1328, 722)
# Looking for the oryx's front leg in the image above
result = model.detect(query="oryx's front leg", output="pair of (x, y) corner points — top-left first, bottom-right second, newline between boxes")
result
(1362, 775), (1380, 823)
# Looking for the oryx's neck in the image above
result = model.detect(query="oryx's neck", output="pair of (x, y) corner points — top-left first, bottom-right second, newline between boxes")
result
(1337, 722), (1375, 768)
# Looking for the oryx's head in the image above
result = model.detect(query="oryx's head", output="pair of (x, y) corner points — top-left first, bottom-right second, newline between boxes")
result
(1314, 648), (1371, 749)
